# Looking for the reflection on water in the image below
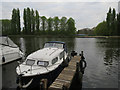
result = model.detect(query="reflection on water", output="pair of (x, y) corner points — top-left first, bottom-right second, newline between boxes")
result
(97, 38), (119, 66)
(2, 37), (119, 89)
(11, 37), (75, 57)
(104, 49), (118, 65)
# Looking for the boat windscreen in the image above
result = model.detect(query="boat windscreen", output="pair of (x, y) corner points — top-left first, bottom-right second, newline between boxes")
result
(0, 37), (18, 48)
(44, 43), (63, 49)
(26, 59), (35, 66)
(37, 61), (49, 67)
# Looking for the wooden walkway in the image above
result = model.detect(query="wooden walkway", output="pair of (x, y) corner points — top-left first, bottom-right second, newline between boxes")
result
(49, 56), (82, 89)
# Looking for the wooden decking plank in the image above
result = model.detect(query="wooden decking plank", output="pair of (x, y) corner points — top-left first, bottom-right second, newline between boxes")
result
(60, 69), (75, 75)
(55, 79), (71, 83)
(50, 83), (62, 88)
(52, 79), (70, 86)
(57, 74), (74, 81)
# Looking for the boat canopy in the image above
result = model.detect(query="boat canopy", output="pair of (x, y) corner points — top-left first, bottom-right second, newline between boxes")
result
(0, 36), (18, 48)
(44, 41), (67, 52)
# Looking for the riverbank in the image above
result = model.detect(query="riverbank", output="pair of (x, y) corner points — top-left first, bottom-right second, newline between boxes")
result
(8, 35), (120, 38)
(76, 36), (120, 38)
(8, 35), (75, 38)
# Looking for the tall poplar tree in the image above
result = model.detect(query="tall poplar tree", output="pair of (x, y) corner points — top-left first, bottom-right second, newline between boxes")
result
(31, 9), (35, 34)
(11, 8), (17, 35)
(117, 13), (120, 36)
(53, 16), (60, 34)
(35, 10), (40, 34)
(60, 17), (67, 34)
(16, 8), (21, 34)
(23, 8), (27, 34)
(66, 17), (76, 36)
(27, 7), (31, 34)
(41, 16), (47, 33)
(47, 17), (53, 34)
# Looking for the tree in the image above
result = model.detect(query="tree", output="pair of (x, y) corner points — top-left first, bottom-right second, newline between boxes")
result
(47, 17), (53, 34)
(11, 8), (21, 35)
(53, 16), (60, 34)
(105, 8), (118, 36)
(117, 13), (120, 36)
(11, 8), (17, 35)
(27, 7), (31, 34)
(31, 9), (35, 34)
(41, 16), (47, 34)
(23, 8), (27, 34)
(94, 21), (108, 36)
(60, 17), (67, 35)
(16, 8), (21, 34)
(66, 17), (76, 36)
(1, 19), (11, 35)
(112, 8), (117, 35)
(35, 10), (40, 34)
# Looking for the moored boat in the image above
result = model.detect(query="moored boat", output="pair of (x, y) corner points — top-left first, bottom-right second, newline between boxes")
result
(16, 41), (69, 89)
(0, 36), (23, 65)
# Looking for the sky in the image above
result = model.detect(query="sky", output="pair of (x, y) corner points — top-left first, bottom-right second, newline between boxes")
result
(0, 1), (119, 30)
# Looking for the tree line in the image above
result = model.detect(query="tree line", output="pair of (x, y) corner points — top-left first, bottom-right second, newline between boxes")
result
(1, 7), (76, 36)
(94, 7), (120, 36)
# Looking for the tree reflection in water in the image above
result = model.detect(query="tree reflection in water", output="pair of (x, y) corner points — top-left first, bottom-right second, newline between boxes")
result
(96, 38), (119, 66)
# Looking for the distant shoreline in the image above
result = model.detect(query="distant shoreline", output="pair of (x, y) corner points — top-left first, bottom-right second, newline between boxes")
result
(8, 35), (120, 38)
(76, 36), (120, 38)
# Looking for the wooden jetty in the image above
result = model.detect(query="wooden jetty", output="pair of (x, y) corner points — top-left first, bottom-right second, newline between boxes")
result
(40, 51), (86, 90)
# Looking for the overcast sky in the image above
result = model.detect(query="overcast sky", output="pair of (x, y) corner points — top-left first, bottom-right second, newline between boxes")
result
(1, 1), (119, 30)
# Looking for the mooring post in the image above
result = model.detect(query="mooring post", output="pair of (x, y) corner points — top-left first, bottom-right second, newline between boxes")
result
(75, 61), (83, 89)
(76, 61), (80, 73)
(40, 79), (47, 90)
(79, 51), (87, 74)
(62, 83), (69, 90)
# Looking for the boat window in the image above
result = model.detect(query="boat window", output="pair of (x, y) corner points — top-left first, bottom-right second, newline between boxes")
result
(37, 61), (49, 67)
(60, 51), (64, 60)
(52, 57), (58, 64)
(26, 59), (35, 65)
(44, 43), (63, 49)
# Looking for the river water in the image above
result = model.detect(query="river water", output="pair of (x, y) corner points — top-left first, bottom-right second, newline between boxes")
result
(2, 37), (120, 89)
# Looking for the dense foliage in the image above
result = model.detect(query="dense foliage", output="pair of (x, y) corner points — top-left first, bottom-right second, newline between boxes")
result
(11, 8), (21, 35)
(94, 8), (120, 36)
(1, 7), (76, 36)
(1, 19), (11, 35)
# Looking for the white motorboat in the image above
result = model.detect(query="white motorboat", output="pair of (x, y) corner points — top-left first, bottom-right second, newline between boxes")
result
(16, 41), (69, 89)
(0, 36), (23, 65)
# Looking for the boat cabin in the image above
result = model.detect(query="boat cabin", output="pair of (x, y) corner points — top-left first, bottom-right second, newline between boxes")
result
(44, 41), (67, 52)
(21, 41), (67, 69)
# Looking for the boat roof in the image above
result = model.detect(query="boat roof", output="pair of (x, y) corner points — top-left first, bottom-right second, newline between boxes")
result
(0, 36), (18, 48)
(46, 41), (65, 44)
(27, 48), (64, 61)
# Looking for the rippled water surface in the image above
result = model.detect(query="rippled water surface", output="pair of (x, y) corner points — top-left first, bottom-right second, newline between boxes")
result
(2, 37), (120, 89)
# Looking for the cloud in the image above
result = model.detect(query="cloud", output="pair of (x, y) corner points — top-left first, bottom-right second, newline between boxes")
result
(1, 2), (118, 29)
(1, 0), (119, 2)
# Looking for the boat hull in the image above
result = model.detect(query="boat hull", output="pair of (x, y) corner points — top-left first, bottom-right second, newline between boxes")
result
(0, 52), (23, 65)
(17, 63), (64, 89)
